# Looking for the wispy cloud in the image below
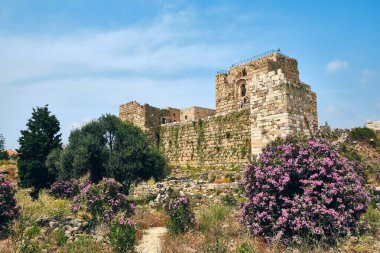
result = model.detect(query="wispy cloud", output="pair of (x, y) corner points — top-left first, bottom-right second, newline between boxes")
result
(359, 69), (377, 84)
(0, 12), (239, 85)
(0, 10), (247, 147)
(325, 60), (349, 74)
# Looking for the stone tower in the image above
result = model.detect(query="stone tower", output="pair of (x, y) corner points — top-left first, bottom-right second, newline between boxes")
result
(120, 50), (318, 167)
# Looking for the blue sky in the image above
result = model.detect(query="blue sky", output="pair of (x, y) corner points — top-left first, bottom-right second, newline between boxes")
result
(0, 0), (379, 149)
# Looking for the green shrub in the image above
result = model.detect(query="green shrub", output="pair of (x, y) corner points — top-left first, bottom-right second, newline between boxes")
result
(164, 193), (195, 234)
(349, 127), (378, 145)
(25, 226), (40, 239)
(236, 243), (257, 253)
(364, 206), (380, 234)
(67, 235), (105, 253)
(199, 205), (228, 233)
(53, 228), (68, 246)
(108, 216), (137, 253)
(71, 178), (135, 223)
(59, 114), (168, 193)
(221, 190), (237, 207)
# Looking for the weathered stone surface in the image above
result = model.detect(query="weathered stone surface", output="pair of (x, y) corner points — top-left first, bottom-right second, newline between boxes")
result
(119, 51), (318, 167)
(367, 120), (380, 133)
(180, 106), (215, 122)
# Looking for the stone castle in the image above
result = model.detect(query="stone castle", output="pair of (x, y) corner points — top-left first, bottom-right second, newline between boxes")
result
(119, 50), (318, 168)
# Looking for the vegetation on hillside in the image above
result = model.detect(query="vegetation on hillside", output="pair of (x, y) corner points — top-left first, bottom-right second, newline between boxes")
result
(17, 105), (62, 189)
(1, 110), (380, 252)
(47, 114), (168, 194)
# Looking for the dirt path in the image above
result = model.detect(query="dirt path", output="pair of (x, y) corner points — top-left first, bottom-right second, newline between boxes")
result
(0, 239), (12, 253)
(136, 227), (167, 253)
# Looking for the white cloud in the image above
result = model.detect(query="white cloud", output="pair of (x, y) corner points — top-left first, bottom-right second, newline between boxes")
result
(359, 69), (377, 84)
(325, 60), (349, 74)
(0, 11), (248, 148)
(0, 12), (238, 85)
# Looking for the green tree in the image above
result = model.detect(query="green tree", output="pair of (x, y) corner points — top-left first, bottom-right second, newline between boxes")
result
(18, 105), (62, 188)
(59, 114), (168, 193)
(0, 134), (5, 150)
(45, 148), (63, 181)
(0, 134), (9, 160)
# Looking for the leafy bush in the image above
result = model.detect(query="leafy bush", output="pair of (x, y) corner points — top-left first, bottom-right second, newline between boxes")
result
(0, 150), (9, 160)
(237, 243), (257, 253)
(49, 179), (80, 199)
(241, 135), (370, 245)
(71, 178), (135, 222)
(0, 173), (19, 236)
(108, 216), (136, 253)
(53, 228), (69, 246)
(221, 190), (237, 207)
(67, 235), (107, 253)
(164, 193), (195, 234)
(60, 114), (168, 193)
(364, 206), (380, 235)
(349, 127), (378, 144)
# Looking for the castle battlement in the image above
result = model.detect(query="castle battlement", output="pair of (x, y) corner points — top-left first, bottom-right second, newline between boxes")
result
(119, 51), (318, 168)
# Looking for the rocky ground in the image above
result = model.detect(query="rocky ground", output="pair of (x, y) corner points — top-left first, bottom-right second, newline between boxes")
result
(1, 131), (380, 253)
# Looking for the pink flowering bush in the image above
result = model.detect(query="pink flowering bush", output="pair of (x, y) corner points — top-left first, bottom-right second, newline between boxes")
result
(0, 173), (19, 236)
(241, 135), (370, 245)
(48, 179), (80, 199)
(71, 177), (135, 222)
(164, 192), (195, 234)
(108, 215), (136, 253)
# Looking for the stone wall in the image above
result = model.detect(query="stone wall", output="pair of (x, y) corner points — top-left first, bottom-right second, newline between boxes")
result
(215, 53), (300, 116)
(119, 102), (162, 139)
(367, 120), (380, 133)
(159, 109), (251, 167)
(250, 69), (317, 155)
(180, 106), (216, 122)
(119, 101), (146, 130)
(120, 52), (318, 168)
(160, 107), (180, 124)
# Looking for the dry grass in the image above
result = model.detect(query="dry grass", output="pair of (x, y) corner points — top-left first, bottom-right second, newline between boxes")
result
(161, 232), (204, 253)
(0, 238), (13, 253)
(134, 205), (166, 230)
(161, 202), (380, 253)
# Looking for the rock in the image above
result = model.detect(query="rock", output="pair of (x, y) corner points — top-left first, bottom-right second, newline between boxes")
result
(207, 184), (215, 191)
(81, 221), (89, 229)
(71, 227), (80, 233)
(36, 215), (50, 226)
(49, 221), (59, 229)
(95, 236), (104, 243)
(70, 219), (82, 227)
(64, 225), (73, 233)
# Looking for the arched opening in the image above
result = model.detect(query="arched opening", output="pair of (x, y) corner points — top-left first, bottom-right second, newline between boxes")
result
(240, 83), (246, 97)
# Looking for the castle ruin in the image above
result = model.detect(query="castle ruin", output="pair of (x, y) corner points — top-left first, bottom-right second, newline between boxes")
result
(119, 50), (318, 168)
